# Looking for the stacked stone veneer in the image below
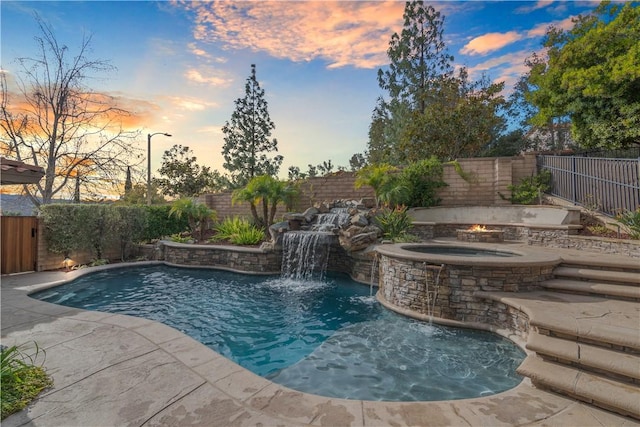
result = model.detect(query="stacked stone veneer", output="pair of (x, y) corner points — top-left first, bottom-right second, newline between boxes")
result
(155, 239), (378, 284)
(162, 242), (282, 274)
(377, 251), (557, 339)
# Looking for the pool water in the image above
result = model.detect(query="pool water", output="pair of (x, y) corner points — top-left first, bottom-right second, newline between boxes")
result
(32, 265), (525, 401)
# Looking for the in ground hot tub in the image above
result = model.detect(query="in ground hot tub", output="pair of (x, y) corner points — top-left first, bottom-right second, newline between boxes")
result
(403, 245), (518, 257)
(375, 241), (561, 336)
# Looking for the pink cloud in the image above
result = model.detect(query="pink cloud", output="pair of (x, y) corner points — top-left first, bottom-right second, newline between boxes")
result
(173, 1), (407, 69)
(460, 31), (523, 56)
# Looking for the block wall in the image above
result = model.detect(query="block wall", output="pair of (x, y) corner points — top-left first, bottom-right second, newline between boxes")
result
(200, 156), (537, 219)
(436, 155), (537, 206)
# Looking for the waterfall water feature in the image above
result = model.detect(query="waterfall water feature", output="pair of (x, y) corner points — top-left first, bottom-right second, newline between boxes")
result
(312, 208), (351, 232)
(369, 253), (379, 297)
(281, 231), (333, 281)
(424, 263), (446, 324)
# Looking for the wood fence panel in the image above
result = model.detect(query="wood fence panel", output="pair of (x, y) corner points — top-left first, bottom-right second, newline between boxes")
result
(1, 216), (38, 274)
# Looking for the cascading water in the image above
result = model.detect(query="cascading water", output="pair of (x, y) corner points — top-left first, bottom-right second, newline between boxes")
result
(370, 253), (379, 297)
(312, 208), (351, 232)
(281, 231), (333, 281)
(423, 263), (446, 324)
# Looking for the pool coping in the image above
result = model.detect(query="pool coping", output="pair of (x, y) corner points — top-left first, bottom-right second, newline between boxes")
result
(2, 259), (638, 426)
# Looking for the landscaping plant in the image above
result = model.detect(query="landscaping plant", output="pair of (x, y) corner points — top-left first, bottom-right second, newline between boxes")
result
(501, 170), (551, 205)
(212, 216), (265, 245)
(617, 209), (640, 239)
(373, 205), (419, 242)
(1, 343), (52, 420)
(169, 198), (217, 242)
(355, 163), (407, 207)
(232, 175), (298, 233)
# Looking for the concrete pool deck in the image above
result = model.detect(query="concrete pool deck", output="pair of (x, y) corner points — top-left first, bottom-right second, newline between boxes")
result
(1, 248), (639, 426)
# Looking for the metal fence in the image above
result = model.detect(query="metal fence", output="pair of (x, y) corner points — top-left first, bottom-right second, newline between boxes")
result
(537, 155), (640, 217)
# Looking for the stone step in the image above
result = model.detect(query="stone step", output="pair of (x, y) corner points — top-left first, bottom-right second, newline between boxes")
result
(517, 356), (640, 419)
(527, 332), (640, 381)
(554, 266), (640, 285)
(475, 290), (640, 351)
(540, 278), (640, 301)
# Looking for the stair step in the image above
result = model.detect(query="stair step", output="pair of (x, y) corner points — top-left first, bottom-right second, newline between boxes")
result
(527, 332), (640, 381)
(541, 279), (640, 300)
(554, 267), (640, 285)
(475, 290), (640, 351)
(517, 356), (640, 419)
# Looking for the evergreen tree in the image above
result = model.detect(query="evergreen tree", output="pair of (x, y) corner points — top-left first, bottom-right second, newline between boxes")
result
(73, 176), (81, 203)
(221, 64), (283, 188)
(377, 1), (453, 111)
(370, 1), (506, 163)
(124, 166), (132, 195)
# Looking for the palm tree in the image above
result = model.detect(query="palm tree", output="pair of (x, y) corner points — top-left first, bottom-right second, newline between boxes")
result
(355, 163), (407, 207)
(232, 175), (299, 232)
(169, 198), (216, 241)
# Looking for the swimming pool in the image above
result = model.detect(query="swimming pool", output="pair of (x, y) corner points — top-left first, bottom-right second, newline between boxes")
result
(32, 265), (525, 401)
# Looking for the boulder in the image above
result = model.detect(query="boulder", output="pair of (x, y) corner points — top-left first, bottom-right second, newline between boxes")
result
(341, 231), (379, 252)
(350, 213), (369, 227)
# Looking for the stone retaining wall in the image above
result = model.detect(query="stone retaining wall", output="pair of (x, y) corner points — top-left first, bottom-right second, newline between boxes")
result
(151, 240), (377, 284)
(376, 244), (559, 340)
(529, 233), (640, 258)
(162, 242), (282, 274)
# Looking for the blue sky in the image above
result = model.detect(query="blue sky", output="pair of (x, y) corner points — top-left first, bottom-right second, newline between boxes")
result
(1, 1), (599, 184)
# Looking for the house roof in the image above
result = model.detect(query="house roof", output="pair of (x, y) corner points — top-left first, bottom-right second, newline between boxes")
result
(0, 157), (45, 185)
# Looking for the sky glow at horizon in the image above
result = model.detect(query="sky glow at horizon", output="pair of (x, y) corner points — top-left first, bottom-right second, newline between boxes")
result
(1, 0), (599, 189)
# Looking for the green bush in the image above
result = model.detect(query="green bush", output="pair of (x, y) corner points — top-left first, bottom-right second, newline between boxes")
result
(1, 343), (52, 420)
(502, 170), (551, 205)
(40, 204), (153, 261)
(142, 205), (189, 241)
(113, 206), (148, 260)
(39, 204), (85, 256)
(617, 208), (640, 239)
(399, 157), (446, 207)
(212, 216), (265, 245)
(373, 206), (419, 242)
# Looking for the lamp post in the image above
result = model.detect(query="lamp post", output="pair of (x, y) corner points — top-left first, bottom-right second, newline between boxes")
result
(147, 132), (171, 205)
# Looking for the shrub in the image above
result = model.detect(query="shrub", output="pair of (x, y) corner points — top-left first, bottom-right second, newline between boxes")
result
(168, 233), (193, 243)
(39, 204), (85, 257)
(142, 205), (188, 241)
(41, 204), (151, 261)
(617, 208), (640, 239)
(373, 205), (419, 242)
(1, 343), (52, 420)
(399, 157), (446, 207)
(212, 216), (265, 245)
(502, 170), (551, 205)
(113, 206), (148, 261)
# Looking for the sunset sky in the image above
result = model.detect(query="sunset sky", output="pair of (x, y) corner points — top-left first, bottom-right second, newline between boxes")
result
(1, 1), (599, 185)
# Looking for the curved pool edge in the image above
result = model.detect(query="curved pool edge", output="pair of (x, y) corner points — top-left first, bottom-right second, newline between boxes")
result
(2, 265), (634, 427)
(375, 291), (529, 353)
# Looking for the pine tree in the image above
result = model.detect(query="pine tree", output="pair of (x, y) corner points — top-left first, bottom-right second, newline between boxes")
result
(377, 1), (453, 112)
(124, 166), (132, 195)
(372, 1), (506, 163)
(221, 64), (283, 188)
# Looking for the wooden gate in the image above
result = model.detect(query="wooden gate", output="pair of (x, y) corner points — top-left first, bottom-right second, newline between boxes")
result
(1, 216), (38, 274)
